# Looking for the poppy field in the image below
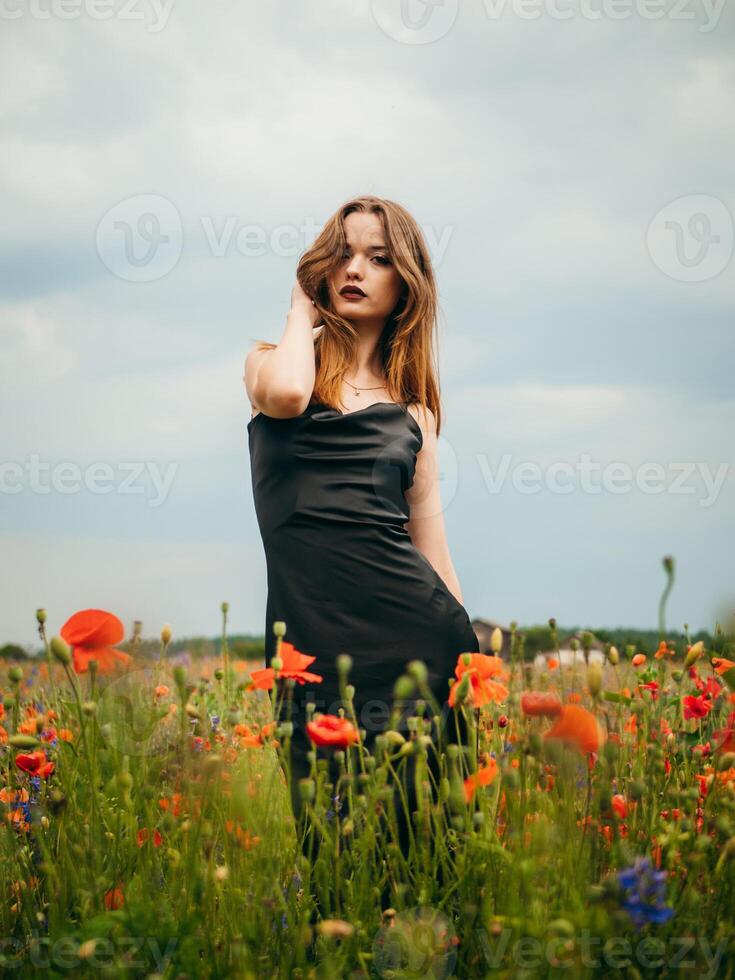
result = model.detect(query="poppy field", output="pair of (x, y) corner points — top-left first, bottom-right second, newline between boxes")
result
(2, 599), (735, 978)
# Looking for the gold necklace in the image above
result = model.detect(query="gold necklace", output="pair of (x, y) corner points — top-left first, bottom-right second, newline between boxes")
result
(345, 380), (387, 398)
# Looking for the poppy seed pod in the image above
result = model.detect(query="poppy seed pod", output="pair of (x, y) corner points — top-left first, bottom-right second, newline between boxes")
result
(36, 608), (47, 624)
(490, 628), (503, 654)
(298, 778), (316, 803)
(451, 671), (471, 707)
(50, 636), (71, 666)
(407, 660), (428, 685)
(685, 641), (704, 669)
(607, 646), (619, 666)
(393, 675), (415, 700)
(587, 662), (603, 698)
(384, 730), (406, 745)
(9, 734), (40, 748)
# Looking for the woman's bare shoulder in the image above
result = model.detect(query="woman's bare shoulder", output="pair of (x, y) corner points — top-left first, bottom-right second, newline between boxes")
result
(405, 403), (436, 445)
(406, 402), (435, 425)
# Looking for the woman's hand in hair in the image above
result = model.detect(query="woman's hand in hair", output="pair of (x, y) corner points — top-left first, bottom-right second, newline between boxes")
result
(291, 280), (322, 329)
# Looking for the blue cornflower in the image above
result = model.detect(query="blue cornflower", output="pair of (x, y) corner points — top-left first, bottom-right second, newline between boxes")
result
(325, 793), (341, 822)
(617, 856), (675, 929)
(210, 715), (220, 731)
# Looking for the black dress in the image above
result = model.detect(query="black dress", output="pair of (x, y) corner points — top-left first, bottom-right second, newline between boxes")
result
(247, 399), (480, 833)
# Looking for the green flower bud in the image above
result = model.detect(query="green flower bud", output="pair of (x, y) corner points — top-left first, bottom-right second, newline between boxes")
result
(299, 778), (316, 804)
(393, 675), (415, 700)
(587, 662), (603, 698)
(36, 608), (47, 624)
(684, 641), (704, 669)
(629, 779), (646, 801)
(336, 654), (352, 676)
(9, 734), (40, 748)
(384, 730), (406, 745)
(407, 660), (428, 685)
(451, 671), (471, 707)
(117, 771), (133, 791)
(8, 666), (24, 683)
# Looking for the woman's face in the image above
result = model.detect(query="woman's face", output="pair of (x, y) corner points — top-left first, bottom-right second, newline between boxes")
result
(327, 211), (405, 325)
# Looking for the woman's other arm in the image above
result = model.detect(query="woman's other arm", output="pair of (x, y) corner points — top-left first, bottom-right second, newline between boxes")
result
(405, 406), (466, 606)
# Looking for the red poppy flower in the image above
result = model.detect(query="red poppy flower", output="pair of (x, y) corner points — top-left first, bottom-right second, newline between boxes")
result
(136, 827), (163, 848)
(520, 691), (563, 718)
(713, 710), (735, 753)
(15, 750), (55, 779)
(703, 676), (722, 699)
(60, 609), (131, 675)
(464, 756), (499, 803)
(305, 713), (360, 748)
(543, 705), (605, 755)
(712, 657), (735, 677)
(249, 642), (323, 690)
(683, 694), (712, 720)
(654, 641), (675, 660)
(612, 793), (628, 819)
(640, 680), (659, 701)
(448, 654), (509, 709)
(104, 885), (124, 910)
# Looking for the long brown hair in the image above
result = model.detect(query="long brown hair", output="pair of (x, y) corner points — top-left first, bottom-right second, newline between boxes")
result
(252, 195), (444, 434)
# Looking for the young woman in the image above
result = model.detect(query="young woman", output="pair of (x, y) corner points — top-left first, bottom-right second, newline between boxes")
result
(244, 195), (479, 848)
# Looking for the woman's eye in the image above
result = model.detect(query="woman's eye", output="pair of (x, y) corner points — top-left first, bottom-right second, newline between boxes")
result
(340, 252), (390, 265)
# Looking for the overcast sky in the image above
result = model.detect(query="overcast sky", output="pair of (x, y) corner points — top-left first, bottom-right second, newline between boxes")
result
(1, 0), (733, 650)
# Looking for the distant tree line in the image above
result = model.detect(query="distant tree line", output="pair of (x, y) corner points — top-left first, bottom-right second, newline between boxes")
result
(2, 626), (729, 664)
